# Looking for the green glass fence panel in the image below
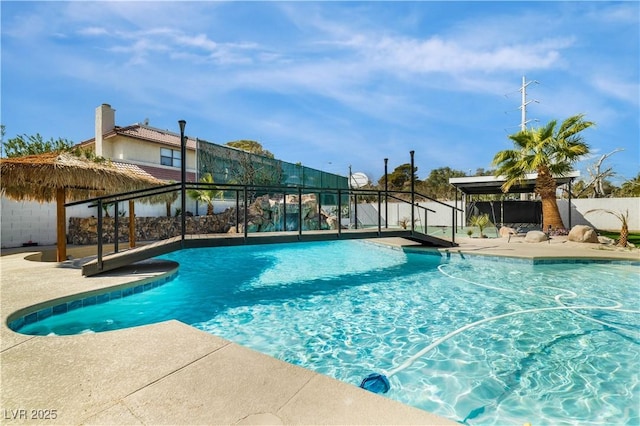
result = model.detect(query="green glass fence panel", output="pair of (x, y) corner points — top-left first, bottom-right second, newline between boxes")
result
(196, 139), (348, 193)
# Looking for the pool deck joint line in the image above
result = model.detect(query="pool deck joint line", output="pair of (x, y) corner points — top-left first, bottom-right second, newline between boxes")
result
(1, 236), (638, 425)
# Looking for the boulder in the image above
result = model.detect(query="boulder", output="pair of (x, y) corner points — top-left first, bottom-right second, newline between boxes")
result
(597, 235), (615, 245)
(302, 199), (318, 219)
(499, 226), (517, 238)
(326, 215), (338, 230)
(301, 194), (316, 203)
(285, 194), (298, 204)
(525, 230), (548, 243)
(568, 225), (599, 243)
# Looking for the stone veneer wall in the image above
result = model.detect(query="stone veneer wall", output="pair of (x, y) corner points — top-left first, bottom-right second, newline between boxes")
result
(69, 209), (237, 245)
(68, 195), (331, 245)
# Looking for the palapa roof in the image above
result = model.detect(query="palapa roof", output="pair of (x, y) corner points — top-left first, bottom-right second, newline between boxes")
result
(0, 152), (165, 203)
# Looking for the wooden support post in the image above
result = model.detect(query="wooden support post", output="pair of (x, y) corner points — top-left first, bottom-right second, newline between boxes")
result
(56, 187), (67, 262)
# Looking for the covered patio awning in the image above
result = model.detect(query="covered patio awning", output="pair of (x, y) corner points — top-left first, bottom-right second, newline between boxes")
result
(449, 171), (580, 230)
(449, 171), (580, 195)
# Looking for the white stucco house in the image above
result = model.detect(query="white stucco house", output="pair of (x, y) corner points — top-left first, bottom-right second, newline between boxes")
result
(3, 104), (209, 247)
(78, 104), (198, 183)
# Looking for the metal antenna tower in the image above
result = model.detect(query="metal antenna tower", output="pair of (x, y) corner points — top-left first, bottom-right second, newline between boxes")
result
(519, 75), (539, 131)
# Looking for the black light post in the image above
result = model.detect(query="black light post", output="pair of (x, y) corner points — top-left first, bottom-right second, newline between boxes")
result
(410, 150), (415, 232)
(349, 165), (353, 228)
(384, 158), (388, 229)
(179, 120), (186, 247)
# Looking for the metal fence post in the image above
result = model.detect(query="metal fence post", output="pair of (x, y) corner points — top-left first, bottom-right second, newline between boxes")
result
(97, 199), (103, 271)
(298, 186), (303, 238)
(114, 200), (119, 253)
(337, 189), (342, 237)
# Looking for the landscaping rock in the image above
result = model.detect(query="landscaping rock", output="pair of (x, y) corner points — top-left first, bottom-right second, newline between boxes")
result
(597, 235), (615, 245)
(499, 226), (517, 238)
(326, 215), (339, 230)
(568, 225), (599, 243)
(525, 230), (548, 243)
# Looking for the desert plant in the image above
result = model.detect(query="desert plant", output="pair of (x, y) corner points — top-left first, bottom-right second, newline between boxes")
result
(398, 217), (411, 229)
(101, 202), (117, 218)
(469, 213), (491, 238)
(585, 209), (630, 247)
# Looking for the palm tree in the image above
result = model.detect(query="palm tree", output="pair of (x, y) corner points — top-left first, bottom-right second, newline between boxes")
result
(615, 173), (640, 197)
(187, 173), (220, 215)
(586, 209), (629, 247)
(492, 114), (594, 230)
(469, 213), (491, 238)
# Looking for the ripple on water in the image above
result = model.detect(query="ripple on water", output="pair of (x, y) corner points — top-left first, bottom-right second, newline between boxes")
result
(19, 241), (638, 425)
(195, 248), (638, 425)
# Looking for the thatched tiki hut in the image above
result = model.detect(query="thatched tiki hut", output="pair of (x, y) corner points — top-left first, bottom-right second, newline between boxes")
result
(0, 152), (164, 261)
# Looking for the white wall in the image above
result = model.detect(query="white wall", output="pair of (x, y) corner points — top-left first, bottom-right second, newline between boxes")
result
(1, 199), (59, 247)
(1, 195), (205, 248)
(559, 198), (640, 231)
(357, 200), (461, 228)
(357, 198), (639, 232)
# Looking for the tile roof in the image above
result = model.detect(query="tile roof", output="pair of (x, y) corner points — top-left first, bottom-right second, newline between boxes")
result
(79, 124), (198, 151)
(134, 164), (197, 182)
(77, 123), (198, 182)
(111, 161), (159, 180)
(109, 125), (198, 150)
(112, 161), (197, 183)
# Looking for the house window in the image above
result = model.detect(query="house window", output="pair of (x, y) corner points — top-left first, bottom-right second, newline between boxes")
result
(160, 148), (181, 167)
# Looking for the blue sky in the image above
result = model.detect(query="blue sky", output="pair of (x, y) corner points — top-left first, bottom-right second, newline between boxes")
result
(2, 1), (638, 185)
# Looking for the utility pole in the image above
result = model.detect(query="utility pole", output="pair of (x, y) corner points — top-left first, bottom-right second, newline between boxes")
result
(519, 75), (539, 131)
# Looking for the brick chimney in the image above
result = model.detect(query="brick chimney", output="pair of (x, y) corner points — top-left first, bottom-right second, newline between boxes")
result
(95, 103), (115, 157)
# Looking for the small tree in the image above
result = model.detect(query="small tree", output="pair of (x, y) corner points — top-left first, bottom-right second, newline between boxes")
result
(418, 167), (466, 200)
(187, 173), (221, 215)
(614, 173), (640, 197)
(377, 163), (418, 194)
(469, 213), (491, 238)
(225, 140), (274, 158)
(2, 133), (75, 157)
(585, 209), (630, 247)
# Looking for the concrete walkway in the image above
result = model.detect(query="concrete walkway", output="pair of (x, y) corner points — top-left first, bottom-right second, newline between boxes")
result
(1, 237), (638, 425)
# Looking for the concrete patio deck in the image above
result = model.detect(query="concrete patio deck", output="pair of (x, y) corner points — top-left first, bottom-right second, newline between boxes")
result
(1, 236), (638, 425)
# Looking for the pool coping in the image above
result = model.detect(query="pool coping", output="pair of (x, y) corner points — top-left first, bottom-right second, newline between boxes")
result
(6, 265), (179, 333)
(1, 237), (638, 425)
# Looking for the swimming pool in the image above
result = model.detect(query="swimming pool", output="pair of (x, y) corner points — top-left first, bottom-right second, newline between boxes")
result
(12, 240), (640, 425)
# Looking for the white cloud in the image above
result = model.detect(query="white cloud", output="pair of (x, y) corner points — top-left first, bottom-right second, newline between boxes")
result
(3, 1), (637, 180)
(364, 35), (566, 74)
(591, 76), (640, 106)
(77, 27), (109, 36)
(175, 33), (218, 51)
(586, 3), (640, 25)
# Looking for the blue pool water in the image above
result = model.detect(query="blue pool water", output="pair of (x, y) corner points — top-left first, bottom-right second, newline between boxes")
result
(14, 241), (640, 425)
